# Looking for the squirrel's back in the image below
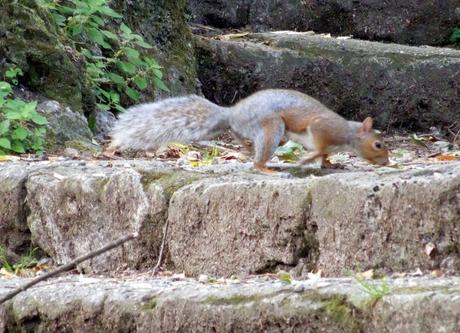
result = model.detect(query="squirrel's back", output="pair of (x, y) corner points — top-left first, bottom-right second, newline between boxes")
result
(110, 95), (228, 150)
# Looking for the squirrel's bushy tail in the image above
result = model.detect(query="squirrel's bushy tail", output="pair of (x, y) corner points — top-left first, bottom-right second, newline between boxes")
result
(110, 95), (229, 150)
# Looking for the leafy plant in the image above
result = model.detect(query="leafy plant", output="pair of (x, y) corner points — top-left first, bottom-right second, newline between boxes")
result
(0, 68), (47, 155)
(355, 276), (391, 304)
(39, 0), (169, 113)
(450, 28), (460, 44)
(0, 246), (39, 275)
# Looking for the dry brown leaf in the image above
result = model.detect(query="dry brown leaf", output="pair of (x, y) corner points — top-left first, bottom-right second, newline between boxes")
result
(435, 154), (457, 161)
(356, 269), (374, 280)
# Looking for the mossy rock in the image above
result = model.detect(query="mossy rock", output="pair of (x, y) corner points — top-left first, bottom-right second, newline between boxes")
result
(0, 0), (92, 113)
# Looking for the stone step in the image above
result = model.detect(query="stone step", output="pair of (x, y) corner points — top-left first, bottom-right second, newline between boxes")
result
(195, 32), (460, 131)
(187, 0), (460, 46)
(1, 160), (459, 277)
(0, 275), (459, 332)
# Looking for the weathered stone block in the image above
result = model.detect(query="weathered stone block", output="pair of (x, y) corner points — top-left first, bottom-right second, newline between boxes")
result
(196, 33), (460, 131)
(26, 164), (168, 273)
(168, 176), (315, 277)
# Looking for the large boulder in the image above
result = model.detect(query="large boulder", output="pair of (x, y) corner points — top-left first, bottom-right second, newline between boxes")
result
(188, 0), (460, 46)
(196, 32), (460, 131)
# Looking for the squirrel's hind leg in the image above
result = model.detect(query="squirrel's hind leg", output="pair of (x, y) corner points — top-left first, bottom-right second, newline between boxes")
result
(253, 116), (285, 175)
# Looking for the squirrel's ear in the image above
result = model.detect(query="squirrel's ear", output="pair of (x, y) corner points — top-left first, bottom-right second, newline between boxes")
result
(361, 117), (373, 133)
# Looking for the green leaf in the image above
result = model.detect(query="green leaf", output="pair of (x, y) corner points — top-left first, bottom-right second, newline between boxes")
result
(153, 77), (169, 92)
(135, 39), (153, 49)
(125, 47), (140, 59)
(30, 113), (48, 125)
(118, 61), (136, 74)
(34, 127), (46, 136)
(108, 73), (125, 85)
(144, 57), (161, 68)
(120, 23), (132, 35)
(152, 68), (163, 79)
(11, 141), (25, 153)
(87, 28), (110, 48)
(101, 29), (118, 40)
(5, 111), (22, 120)
(114, 104), (126, 113)
(450, 28), (460, 43)
(96, 103), (111, 111)
(125, 87), (140, 101)
(134, 76), (148, 90)
(134, 77), (148, 90)
(90, 15), (105, 26)
(12, 127), (28, 140)
(70, 24), (83, 36)
(277, 271), (292, 284)
(109, 91), (120, 103)
(0, 138), (11, 149)
(0, 120), (10, 135)
(80, 48), (93, 58)
(99, 6), (122, 18)
(0, 82), (12, 94)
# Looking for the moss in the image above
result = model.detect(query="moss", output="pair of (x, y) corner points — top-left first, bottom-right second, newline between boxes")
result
(205, 294), (264, 306)
(0, 0), (89, 113)
(140, 170), (211, 200)
(64, 140), (101, 154)
(142, 298), (157, 310)
(324, 297), (362, 331)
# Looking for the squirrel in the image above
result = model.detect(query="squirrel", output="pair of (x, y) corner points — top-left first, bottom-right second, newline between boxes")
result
(109, 89), (389, 174)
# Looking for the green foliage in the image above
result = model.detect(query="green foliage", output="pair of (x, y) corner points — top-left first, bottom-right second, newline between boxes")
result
(39, 0), (169, 113)
(450, 28), (460, 44)
(277, 271), (292, 284)
(355, 276), (391, 304)
(0, 68), (47, 155)
(0, 246), (39, 274)
(275, 140), (304, 162)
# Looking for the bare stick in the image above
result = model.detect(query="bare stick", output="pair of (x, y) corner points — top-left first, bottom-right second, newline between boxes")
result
(152, 219), (170, 276)
(0, 232), (138, 305)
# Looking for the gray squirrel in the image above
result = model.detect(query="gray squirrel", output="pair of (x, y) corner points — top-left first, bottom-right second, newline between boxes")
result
(109, 89), (389, 173)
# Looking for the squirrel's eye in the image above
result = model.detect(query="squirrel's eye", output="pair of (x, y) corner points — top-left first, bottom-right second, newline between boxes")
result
(373, 141), (383, 150)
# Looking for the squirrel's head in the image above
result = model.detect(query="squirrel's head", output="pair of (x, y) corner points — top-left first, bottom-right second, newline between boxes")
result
(356, 117), (389, 166)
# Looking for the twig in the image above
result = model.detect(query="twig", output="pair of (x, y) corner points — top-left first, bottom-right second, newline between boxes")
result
(151, 219), (170, 276)
(0, 232), (138, 305)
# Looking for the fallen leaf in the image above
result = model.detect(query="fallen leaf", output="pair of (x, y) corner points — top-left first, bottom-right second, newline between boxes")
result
(277, 271), (292, 284)
(0, 155), (20, 162)
(435, 154), (457, 161)
(356, 269), (374, 280)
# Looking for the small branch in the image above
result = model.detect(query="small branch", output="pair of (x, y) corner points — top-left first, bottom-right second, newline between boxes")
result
(151, 219), (170, 276)
(0, 232), (138, 305)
